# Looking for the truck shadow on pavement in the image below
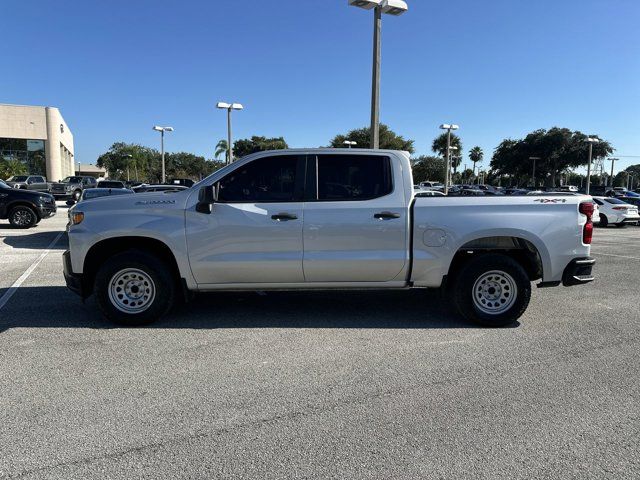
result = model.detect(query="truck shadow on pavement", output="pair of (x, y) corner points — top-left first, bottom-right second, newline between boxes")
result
(0, 287), (518, 332)
(2, 230), (68, 250)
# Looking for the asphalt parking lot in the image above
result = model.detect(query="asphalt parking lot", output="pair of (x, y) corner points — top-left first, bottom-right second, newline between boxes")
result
(1, 205), (638, 479)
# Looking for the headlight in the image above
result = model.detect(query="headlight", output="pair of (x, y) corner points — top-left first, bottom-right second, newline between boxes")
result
(70, 211), (84, 225)
(38, 195), (51, 203)
(14, 184), (20, 189)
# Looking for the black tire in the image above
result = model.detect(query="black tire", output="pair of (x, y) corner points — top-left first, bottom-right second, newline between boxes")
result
(599, 213), (608, 227)
(451, 254), (531, 327)
(94, 250), (175, 326)
(8, 205), (38, 229)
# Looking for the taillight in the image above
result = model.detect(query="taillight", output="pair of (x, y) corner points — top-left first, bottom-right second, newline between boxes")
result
(579, 202), (593, 244)
(612, 206), (627, 211)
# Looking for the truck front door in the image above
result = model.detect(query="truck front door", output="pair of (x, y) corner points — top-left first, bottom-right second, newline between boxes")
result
(186, 154), (306, 285)
(302, 153), (409, 283)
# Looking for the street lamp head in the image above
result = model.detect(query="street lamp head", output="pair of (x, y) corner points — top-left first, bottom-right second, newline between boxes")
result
(381, 0), (408, 15)
(153, 126), (173, 132)
(586, 137), (600, 143)
(349, 0), (381, 10)
(449, 146), (459, 151)
(216, 102), (231, 109)
(439, 124), (459, 130)
(231, 103), (244, 110)
(164, 127), (174, 132)
(153, 126), (163, 131)
(343, 140), (357, 146)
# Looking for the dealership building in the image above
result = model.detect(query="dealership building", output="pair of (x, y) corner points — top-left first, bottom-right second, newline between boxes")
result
(0, 104), (75, 181)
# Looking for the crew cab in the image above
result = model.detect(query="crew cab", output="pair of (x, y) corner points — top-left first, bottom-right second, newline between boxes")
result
(5, 175), (50, 192)
(64, 149), (595, 327)
(51, 176), (98, 201)
(0, 179), (56, 228)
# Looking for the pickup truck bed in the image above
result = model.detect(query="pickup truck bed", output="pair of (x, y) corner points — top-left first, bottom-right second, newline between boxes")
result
(64, 149), (595, 327)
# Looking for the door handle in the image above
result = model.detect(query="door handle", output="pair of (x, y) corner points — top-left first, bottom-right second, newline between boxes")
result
(374, 211), (401, 220)
(271, 213), (298, 221)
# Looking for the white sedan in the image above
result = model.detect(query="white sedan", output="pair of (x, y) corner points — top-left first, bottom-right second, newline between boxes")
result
(593, 197), (640, 227)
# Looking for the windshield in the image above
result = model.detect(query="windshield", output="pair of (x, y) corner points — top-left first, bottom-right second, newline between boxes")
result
(8, 176), (28, 182)
(61, 176), (83, 183)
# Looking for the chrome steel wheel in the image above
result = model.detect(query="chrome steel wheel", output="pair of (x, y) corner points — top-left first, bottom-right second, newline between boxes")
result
(108, 268), (156, 314)
(472, 270), (517, 315)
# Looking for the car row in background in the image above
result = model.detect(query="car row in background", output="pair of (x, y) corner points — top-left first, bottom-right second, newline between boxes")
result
(593, 196), (640, 227)
(0, 179), (56, 228)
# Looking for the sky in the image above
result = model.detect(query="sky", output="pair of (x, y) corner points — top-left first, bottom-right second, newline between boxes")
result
(2, 0), (639, 173)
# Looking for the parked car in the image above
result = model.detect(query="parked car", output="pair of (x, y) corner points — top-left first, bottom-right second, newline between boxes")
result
(64, 149), (595, 327)
(414, 190), (446, 197)
(132, 184), (189, 193)
(593, 197), (640, 227)
(5, 175), (50, 192)
(619, 196), (640, 224)
(67, 188), (135, 206)
(0, 179), (56, 228)
(419, 181), (444, 190)
(50, 176), (98, 201)
(168, 178), (195, 187)
(97, 180), (126, 189)
(558, 185), (579, 192)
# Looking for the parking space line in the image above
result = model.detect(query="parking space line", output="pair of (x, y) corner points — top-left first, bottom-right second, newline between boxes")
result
(0, 231), (64, 311)
(591, 251), (640, 261)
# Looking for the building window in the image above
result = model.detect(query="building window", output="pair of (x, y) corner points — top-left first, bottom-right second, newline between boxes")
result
(0, 138), (46, 176)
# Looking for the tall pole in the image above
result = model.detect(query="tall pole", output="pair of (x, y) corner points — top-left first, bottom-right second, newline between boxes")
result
(609, 158), (618, 187)
(532, 158), (536, 187)
(586, 143), (593, 195)
(227, 107), (233, 164)
(161, 130), (165, 184)
(443, 129), (451, 195)
(370, 5), (381, 149)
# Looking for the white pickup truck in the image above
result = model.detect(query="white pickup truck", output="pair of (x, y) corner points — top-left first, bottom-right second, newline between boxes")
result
(64, 149), (595, 327)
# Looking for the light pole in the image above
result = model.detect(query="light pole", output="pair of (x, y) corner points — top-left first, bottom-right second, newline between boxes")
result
(608, 157), (618, 187)
(529, 157), (540, 187)
(123, 154), (133, 182)
(349, 0), (408, 149)
(439, 123), (459, 194)
(585, 137), (599, 194)
(152, 126), (173, 184)
(343, 140), (358, 148)
(216, 102), (243, 164)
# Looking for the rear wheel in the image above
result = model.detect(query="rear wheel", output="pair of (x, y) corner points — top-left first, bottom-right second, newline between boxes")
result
(9, 205), (38, 229)
(452, 254), (531, 327)
(94, 250), (175, 326)
(599, 213), (608, 227)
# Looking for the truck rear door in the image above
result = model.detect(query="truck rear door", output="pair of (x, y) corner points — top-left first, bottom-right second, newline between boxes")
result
(302, 153), (409, 282)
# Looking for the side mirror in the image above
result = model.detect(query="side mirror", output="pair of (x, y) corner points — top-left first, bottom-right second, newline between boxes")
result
(196, 185), (217, 214)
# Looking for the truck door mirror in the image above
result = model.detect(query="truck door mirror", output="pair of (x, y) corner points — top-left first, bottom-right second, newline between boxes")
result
(196, 185), (217, 214)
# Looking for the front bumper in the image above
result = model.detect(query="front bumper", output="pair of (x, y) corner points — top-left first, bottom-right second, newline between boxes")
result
(562, 257), (595, 286)
(63, 250), (85, 297)
(38, 203), (57, 219)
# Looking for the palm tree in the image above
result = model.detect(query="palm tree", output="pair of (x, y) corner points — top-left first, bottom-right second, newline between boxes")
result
(432, 133), (463, 173)
(215, 139), (229, 162)
(469, 146), (483, 182)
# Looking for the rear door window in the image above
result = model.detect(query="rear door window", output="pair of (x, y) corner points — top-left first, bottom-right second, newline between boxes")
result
(314, 155), (392, 201)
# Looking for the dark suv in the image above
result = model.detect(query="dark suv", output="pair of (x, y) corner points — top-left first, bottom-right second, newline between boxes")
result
(0, 179), (56, 228)
(5, 175), (50, 192)
(50, 176), (98, 201)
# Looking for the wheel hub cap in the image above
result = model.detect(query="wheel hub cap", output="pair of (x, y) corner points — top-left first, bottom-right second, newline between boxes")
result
(472, 270), (517, 315)
(108, 268), (156, 314)
(14, 211), (30, 226)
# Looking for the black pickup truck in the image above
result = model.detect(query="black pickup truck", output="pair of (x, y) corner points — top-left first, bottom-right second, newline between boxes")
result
(0, 179), (56, 228)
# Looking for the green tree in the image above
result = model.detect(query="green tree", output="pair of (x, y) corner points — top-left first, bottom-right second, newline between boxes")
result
(215, 139), (229, 162)
(329, 124), (415, 154)
(411, 156), (445, 183)
(469, 146), (483, 178)
(0, 158), (28, 180)
(97, 142), (160, 181)
(233, 136), (288, 159)
(432, 133), (463, 172)
(490, 128), (614, 187)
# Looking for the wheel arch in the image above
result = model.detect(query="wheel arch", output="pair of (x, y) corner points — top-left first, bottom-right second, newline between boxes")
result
(82, 236), (182, 298)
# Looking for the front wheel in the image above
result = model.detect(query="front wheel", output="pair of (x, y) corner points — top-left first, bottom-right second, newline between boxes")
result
(452, 254), (531, 327)
(9, 205), (38, 228)
(94, 250), (175, 326)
